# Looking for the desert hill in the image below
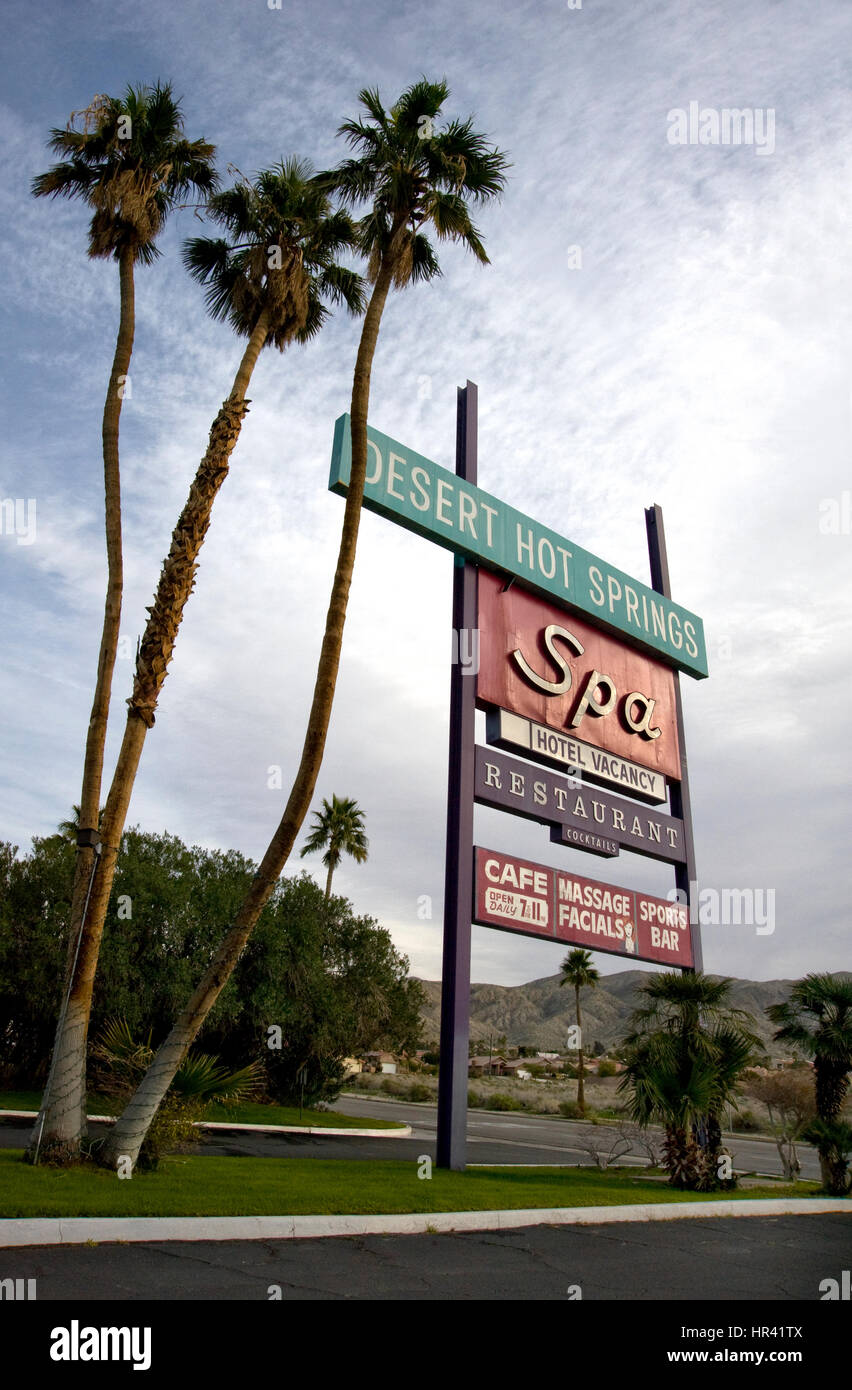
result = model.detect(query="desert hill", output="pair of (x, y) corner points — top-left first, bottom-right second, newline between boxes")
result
(413, 970), (829, 1056)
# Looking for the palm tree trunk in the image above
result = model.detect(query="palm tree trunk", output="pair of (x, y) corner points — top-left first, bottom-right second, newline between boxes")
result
(72, 243), (134, 916)
(324, 862), (335, 899)
(29, 247), (135, 1163)
(101, 263), (396, 1172)
(576, 987), (585, 1114)
(28, 309), (270, 1164)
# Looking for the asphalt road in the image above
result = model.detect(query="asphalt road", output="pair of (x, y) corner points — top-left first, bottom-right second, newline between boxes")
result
(293, 1094), (824, 1181)
(1, 1214), (847, 1301)
(0, 1100), (822, 1179)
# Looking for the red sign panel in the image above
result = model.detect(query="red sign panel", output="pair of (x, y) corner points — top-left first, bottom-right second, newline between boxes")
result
(474, 846), (694, 968)
(476, 569), (681, 782)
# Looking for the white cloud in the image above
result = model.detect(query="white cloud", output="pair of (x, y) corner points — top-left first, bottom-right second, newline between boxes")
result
(3, 0), (852, 992)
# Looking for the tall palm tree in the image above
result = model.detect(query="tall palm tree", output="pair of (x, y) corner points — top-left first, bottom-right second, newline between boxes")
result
(618, 972), (760, 1189)
(559, 948), (599, 1114)
(100, 78), (508, 1173)
(29, 83), (217, 1160)
(299, 795), (369, 898)
(767, 973), (852, 1188)
(30, 161), (363, 1165)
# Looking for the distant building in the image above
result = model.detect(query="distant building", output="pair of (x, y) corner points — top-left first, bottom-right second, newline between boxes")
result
(468, 1055), (507, 1077)
(362, 1051), (397, 1074)
(502, 1059), (532, 1080)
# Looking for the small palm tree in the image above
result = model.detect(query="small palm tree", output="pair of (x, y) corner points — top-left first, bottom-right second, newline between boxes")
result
(767, 973), (852, 1189)
(559, 949), (600, 1114)
(300, 795), (369, 898)
(100, 80), (507, 1174)
(619, 972), (760, 1190)
(56, 806), (103, 844)
(32, 160), (362, 1166)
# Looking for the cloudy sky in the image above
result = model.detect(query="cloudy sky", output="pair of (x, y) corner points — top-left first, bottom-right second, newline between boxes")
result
(2, 0), (850, 991)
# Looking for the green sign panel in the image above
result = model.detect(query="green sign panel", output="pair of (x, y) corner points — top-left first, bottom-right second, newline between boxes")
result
(329, 416), (708, 679)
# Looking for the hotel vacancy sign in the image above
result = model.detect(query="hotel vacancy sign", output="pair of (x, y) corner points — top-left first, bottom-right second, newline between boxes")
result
(329, 415), (708, 679)
(486, 708), (668, 804)
(475, 846), (694, 968)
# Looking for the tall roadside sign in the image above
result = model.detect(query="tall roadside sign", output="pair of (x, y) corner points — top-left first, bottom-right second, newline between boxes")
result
(330, 384), (706, 1170)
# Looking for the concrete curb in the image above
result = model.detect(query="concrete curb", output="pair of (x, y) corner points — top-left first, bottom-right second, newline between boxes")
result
(1, 1198), (848, 1249)
(0, 1111), (411, 1141)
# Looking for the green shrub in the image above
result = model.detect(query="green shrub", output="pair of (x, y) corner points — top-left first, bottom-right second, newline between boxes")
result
(732, 1108), (761, 1133)
(558, 1101), (600, 1121)
(487, 1092), (521, 1112)
(89, 1017), (262, 1168)
(133, 1096), (204, 1171)
(407, 1083), (432, 1103)
(597, 1059), (617, 1078)
(380, 1076), (405, 1095)
(468, 1089), (482, 1108)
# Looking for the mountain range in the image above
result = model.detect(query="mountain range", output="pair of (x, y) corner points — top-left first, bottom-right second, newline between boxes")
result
(413, 970), (824, 1057)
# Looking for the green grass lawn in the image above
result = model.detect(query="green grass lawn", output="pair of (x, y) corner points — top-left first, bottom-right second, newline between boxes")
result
(0, 1092), (404, 1131)
(0, 1149), (820, 1219)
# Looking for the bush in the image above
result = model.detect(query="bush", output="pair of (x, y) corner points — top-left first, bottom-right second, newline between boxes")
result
(487, 1092), (521, 1111)
(380, 1076), (405, 1095)
(597, 1059), (617, 1078)
(468, 1089), (483, 1108)
(88, 1017), (262, 1168)
(559, 1101), (599, 1120)
(732, 1108), (761, 1133)
(407, 1083), (433, 1103)
(265, 1052), (346, 1109)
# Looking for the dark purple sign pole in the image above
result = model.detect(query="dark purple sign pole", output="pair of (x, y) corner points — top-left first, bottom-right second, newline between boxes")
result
(645, 504), (703, 973)
(436, 382), (478, 1171)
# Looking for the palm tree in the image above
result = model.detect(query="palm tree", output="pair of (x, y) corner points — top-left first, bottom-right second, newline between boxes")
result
(29, 84), (217, 1161)
(56, 806), (106, 845)
(100, 79), (507, 1173)
(620, 1028), (752, 1189)
(30, 161), (363, 1165)
(56, 806), (87, 845)
(299, 795), (369, 898)
(767, 975), (852, 1122)
(802, 1119), (852, 1196)
(559, 948), (599, 1114)
(767, 973), (852, 1188)
(33, 87), (217, 909)
(618, 972), (760, 1189)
